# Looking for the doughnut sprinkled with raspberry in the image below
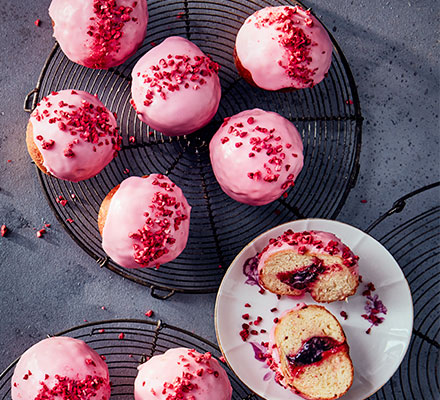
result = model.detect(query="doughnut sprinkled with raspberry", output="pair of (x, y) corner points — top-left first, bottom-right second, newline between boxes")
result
(27, 89), (120, 182)
(99, 175), (191, 269)
(235, 6), (332, 91)
(134, 348), (232, 400)
(258, 230), (359, 302)
(49, 0), (148, 69)
(209, 109), (304, 205)
(11, 337), (111, 400)
(131, 36), (221, 136)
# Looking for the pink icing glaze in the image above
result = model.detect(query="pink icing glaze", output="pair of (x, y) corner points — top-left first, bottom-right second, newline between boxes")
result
(209, 109), (304, 205)
(258, 230), (359, 276)
(11, 337), (110, 400)
(29, 90), (120, 182)
(49, 0), (148, 69)
(134, 347), (232, 400)
(102, 174), (191, 269)
(235, 6), (332, 90)
(131, 36), (221, 136)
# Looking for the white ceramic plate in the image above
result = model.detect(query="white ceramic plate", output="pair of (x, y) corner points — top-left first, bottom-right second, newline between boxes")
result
(215, 219), (413, 400)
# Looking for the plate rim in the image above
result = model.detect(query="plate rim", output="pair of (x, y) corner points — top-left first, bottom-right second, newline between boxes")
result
(214, 218), (414, 400)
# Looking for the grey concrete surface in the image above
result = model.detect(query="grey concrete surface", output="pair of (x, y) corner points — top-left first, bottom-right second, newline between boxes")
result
(0, 0), (438, 382)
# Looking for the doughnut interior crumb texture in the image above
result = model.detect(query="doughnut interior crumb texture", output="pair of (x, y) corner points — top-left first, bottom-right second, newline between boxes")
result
(26, 121), (48, 175)
(275, 305), (354, 400)
(260, 250), (358, 302)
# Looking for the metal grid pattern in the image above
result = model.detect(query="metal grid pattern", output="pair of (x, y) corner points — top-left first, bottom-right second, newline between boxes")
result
(0, 319), (261, 399)
(24, 0), (362, 296)
(366, 182), (440, 400)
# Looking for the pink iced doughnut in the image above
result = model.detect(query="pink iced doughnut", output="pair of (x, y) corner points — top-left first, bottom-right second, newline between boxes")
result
(27, 89), (121, 182)
(49, 0), (148, 69)
(100, 174), (191, 269)
(134, 348), (232, 400)
(209, 109), (304, 206)
(131, 36), (221, 136)
(235, 5), (332, 90)
(11, 337), (111, 400)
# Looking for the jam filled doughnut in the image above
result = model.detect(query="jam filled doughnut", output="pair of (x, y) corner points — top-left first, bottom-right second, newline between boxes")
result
(258, 230), (359, 302)
(99, 174), (191, 269)
(134, 347), (232, 400)
(11, 337), (111, 400)
(49, 0), (149, 69)
(26, 89), (121, 182)
(131, 36), (221, 136)
(267, 305), (354, 400)
(235, 5), (332, 91)
(209, 108), (304, 206)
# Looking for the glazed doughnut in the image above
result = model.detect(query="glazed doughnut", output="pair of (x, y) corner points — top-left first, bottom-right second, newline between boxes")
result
(134, 347), (232, 400)
(49, 0), (148, 69)
(26, 89), (120, 182)
(11, 337), (111, 400)
(209, 108), (304, 206)
(99, 174), (191, 269)
(258, 230), (359, 302)
(131, 36), (221, 136)
(235, 5), (332, 90)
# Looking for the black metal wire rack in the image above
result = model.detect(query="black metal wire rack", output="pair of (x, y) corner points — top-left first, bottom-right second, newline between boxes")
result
(0, 319), (261, 399)
(365, 182), (440, 400)
(24, 0), (362, 297)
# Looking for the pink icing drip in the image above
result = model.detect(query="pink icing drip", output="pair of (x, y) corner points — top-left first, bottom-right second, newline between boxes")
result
(131, 36), (221, 136)
(102, 175), (191, 269)
(235, 6), (332, 90)
(49, 0), (149, 69)
(30, 90), (120, 182)
(258, 230), (359, 276)
(134, 348), (232, 400)
(11, 337), (110, 400)
(209, 109), (304, 205)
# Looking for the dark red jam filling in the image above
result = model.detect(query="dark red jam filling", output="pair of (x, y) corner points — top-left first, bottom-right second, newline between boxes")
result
(287, 336), (341, 367)
(276, 262), (326, 290)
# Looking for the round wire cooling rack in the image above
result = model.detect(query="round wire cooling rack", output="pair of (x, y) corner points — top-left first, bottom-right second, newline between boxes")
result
(365, 182), (440, 400)
(24, 0), (362, 297)
(0, 319), (261, 399)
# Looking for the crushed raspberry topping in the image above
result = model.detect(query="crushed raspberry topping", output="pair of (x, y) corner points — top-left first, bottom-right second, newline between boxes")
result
(136, 53), (219, 107)
(128, 175), (188, 267)
(32, 96), (121, 159)
(34, 374), (108, 400)
(254, 6), (316, 87)
(220, 116), (296, 190)
(87, 0), (139, 68)
(260, 230), (359, 267)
